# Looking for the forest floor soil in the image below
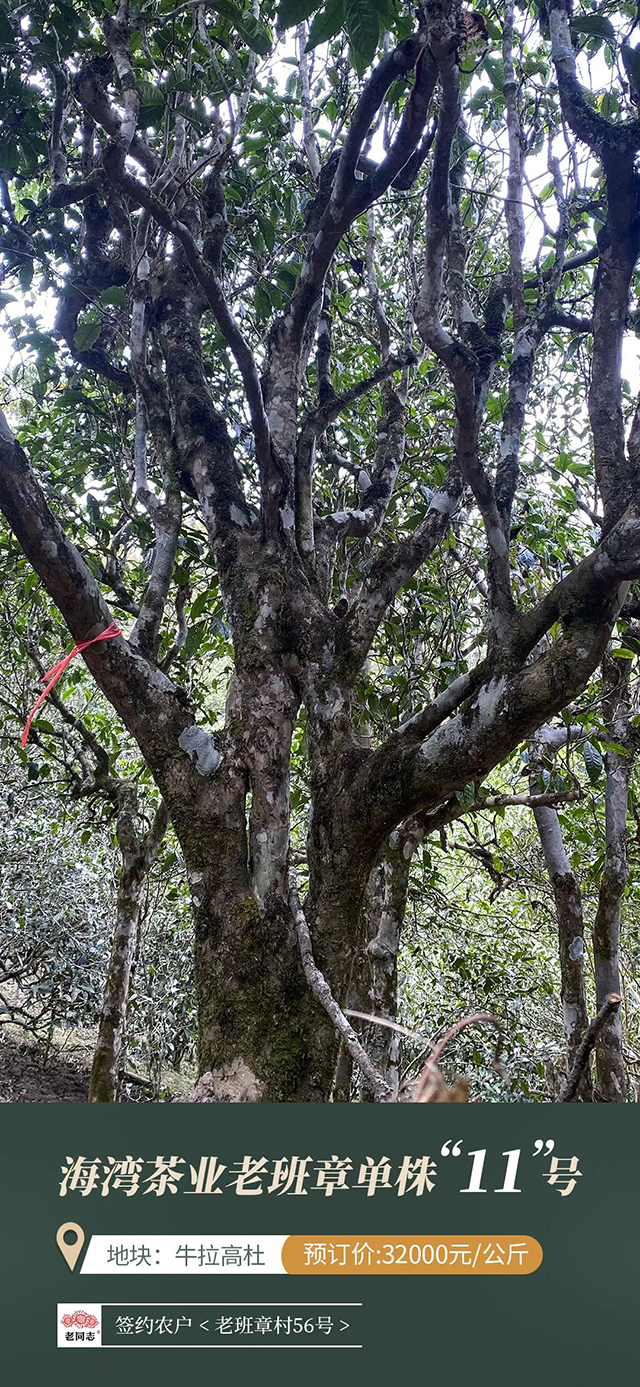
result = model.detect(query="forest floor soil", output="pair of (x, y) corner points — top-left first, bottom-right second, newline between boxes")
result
(0, 1030), (90, 1100)
(0, 1028), (194, 1101)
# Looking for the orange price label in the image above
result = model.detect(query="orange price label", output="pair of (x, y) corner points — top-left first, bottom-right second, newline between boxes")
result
(282, 1235), (542, 1275)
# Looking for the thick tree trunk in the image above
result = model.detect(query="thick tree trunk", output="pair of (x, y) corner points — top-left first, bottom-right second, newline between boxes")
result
(167, 664), (351, 1101)
(190, 879), (338, 1101)
(89, 797), (168, 1102)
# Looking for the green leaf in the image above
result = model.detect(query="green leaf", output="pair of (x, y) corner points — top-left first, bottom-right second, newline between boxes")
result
(277, 261), (302, 290)
(483, 56), (504, 91)
(236, 12), (272, 55)
(259, 214), (276, 252)
(86, 492), (103, 526)
(99, 286), (127, 307)
(183, 619), (207, 661)
(254, 281), (273, 317)
(368, 0), (395, 16)
(582, 739), (604, 785)
(571, 15), (616, 43)
(190, 590), (210, 620)
(18, 260), (33, 291)
(305, 0), (344, 51)
(621, 43), (640, 98)
(138, 79), (165, 106)
(345, 0), (378, 64)
(0, 11), (14, 45)
(211, 1), (272, 54)
(32, 718), (56, 736)
(74, 317), (101, 351)
(277, 0), (319, 30)
(0, 138), (19, 169)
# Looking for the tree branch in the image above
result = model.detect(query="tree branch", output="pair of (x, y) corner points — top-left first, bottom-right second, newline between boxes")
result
(548, 1), (640, 156)
(0, 411), (218, 795)
(557, 994), (621, 1101)
(415, 15), (514, 645)
(289, 869), (393, 1102)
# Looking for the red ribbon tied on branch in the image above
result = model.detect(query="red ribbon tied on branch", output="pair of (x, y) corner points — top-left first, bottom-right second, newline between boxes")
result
(21, 620), (121, 749)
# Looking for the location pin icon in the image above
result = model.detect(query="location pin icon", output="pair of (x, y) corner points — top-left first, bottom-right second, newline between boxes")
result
(56, 1222), (85, 1272)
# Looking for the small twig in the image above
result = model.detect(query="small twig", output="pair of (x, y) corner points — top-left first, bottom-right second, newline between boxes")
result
(160, 584), (190, 672)
(413, 1013), (505, 1101)
(345, 1010), (432, 1043)
(289, 870), (393, 1103)
(473, 789), (583, 810)
(557, 994), (621, 1102)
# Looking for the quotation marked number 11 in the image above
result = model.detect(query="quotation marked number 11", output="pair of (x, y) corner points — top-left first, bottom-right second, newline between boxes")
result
(440, 1140), (556, 1193)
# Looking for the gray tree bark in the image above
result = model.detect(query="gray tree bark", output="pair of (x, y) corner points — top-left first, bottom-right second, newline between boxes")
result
(529, 727), (592, 1097)
(592, 653), (636, 1101)
(89, 796), (169, 1103)
(357, 822), (421, 1101)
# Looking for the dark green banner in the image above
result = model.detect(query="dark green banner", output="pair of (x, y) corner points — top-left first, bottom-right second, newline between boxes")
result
(1, 1104), (637, 1385)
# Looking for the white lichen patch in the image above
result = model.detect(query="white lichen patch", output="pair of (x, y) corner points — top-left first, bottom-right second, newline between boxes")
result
(486, 522), (508, 558)
(419, 718), (459, 762)
(252, 823), (289, 906)
(178, 724), (223, 776)
(229, 503), (250, 528)
(254, 590), (276, 634)
(147, 666), (176, 693)
(563, 1002), (579, 1039)
(475, 674), (508, 723)
(428, 490), (458, 516)
(549, 7), (573, 62)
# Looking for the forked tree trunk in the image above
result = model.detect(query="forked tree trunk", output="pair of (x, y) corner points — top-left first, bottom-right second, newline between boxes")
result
(168, 754), (338, 1098)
